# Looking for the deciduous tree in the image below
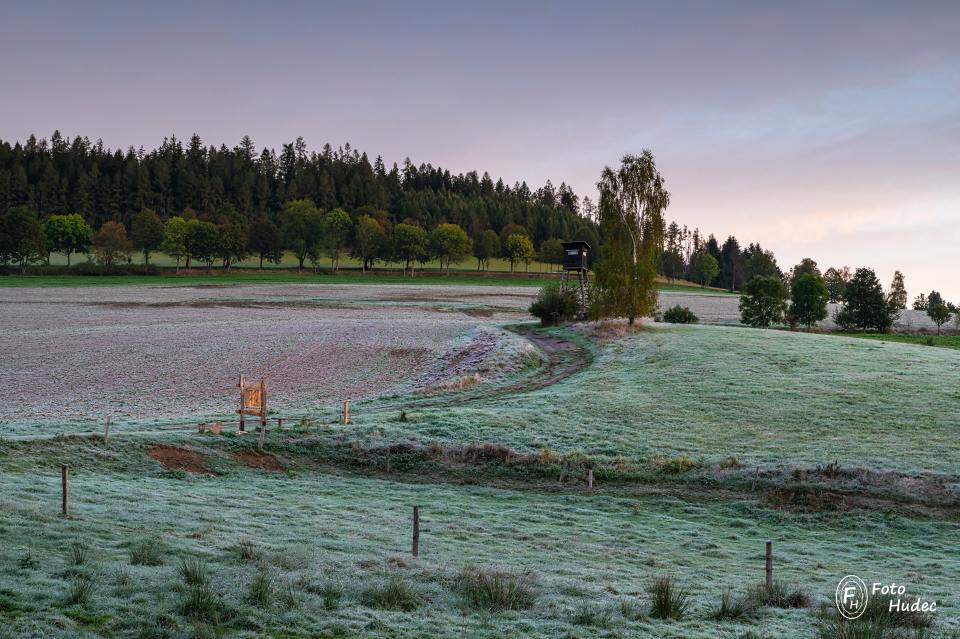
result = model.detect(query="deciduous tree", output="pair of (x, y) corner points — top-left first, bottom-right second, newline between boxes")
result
(185, 219), (221, 273)
(591, 151), (669, 324)
(2, 207), (46, 271)
(91, 221), (132, 266)
(429, 223), (471, 273)
(130, 209), (164, 265)
(887, 271), (908, 309)
(247, 217), (282, 269)
(473, 229), (500, 271)
(834, 267), (898, 332)
(44, 213), (91, 265)
(927, 302), (951, 335)
(353, 215), (386, 272)
(161, 216), (189, 270)
(739, 276), (787, 328)
(505, 233), (535, 273)
(392, 223), (428, 275)
(790, 272), (829, 329)
(323, 208), (352, 272)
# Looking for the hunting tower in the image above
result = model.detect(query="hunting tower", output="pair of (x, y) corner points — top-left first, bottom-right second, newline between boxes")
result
(560, 240), (590, 305)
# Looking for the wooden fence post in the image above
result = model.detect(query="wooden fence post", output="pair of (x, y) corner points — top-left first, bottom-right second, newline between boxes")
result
(587, 469), (594, 489)
(342, 400), (350, 425)
(412, 506), (420, 558)
(103, 415), (111, 445)
(61, 464), (69, 517)
(258, 423), (265, 451)
(765, 540), (773, 589)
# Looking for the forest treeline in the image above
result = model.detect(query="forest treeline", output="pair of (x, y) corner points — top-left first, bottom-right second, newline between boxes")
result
(3, 132), (809, 289)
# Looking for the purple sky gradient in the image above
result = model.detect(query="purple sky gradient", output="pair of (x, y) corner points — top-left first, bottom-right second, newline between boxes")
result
(2, 1), (958, 299)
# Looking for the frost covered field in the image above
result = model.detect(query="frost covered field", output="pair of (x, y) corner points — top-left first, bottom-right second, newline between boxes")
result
(0, 283), (537, 436)
(1, 280), (959, 638)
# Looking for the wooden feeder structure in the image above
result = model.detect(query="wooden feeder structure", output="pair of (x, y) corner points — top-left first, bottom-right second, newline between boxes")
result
(560, 240), (590, 305)
(237, 375), (267, 433)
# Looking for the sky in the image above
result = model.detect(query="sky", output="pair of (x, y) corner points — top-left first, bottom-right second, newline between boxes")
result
(2, 0), (958, 300)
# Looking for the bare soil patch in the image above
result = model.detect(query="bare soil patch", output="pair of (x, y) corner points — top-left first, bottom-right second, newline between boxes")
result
(146, 446), (213, 474)
(235, 451), (285, 471)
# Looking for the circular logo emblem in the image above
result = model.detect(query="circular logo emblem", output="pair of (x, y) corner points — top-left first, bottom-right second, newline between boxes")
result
(836, 575), (869, 619)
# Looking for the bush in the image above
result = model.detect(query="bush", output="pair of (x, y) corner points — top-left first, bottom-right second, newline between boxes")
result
(456, 566), (538, 611)
(661, 305), (698, 324)
(361, 575), (421, 611)
(129, 537), (165, 566)
(529, 284), (581, 326)
(647, 575), (689, 620)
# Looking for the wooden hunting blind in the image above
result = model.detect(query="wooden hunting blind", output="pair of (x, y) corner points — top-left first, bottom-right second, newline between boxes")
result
(561, 240), (590, 271)
(560, 240), (590, 305)
(237, 375), (266, 433)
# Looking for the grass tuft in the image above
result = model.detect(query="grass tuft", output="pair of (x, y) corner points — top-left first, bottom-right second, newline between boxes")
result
(17, 551), (38, 570)
(65, 577), (95, 606)
(647, 575), (689, 620)
(320, 583), (343, 611)
(571, 602), (615, 627)
(712, 589), (759, 621)
(749, 580), (811, 609)
(68, 541), (88, 566)
(456, 565), (537, 611)
(129, 537), (165, 566)
(180, 583), (227, 623)
(619, 597), (648, 621)
(279, 583), (303, 610)
(112, 567), (134, 597)
(233, 539), (260, 563)
(650, 455), (701, 474)
(247, 567), (275, 607)
(361, 575), (421, 611)
(178, 557), (210, 587)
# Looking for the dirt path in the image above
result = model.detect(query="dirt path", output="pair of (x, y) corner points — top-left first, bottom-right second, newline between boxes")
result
(384, 325), (592, 411)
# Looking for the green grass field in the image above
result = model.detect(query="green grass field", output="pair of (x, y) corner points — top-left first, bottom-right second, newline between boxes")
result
(356, 324), (960, 474)
(1, 295), (957, 637)
(1, 433), (957, 639)
(5, 251), (732, 294)
(843, 332), (960, 351)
